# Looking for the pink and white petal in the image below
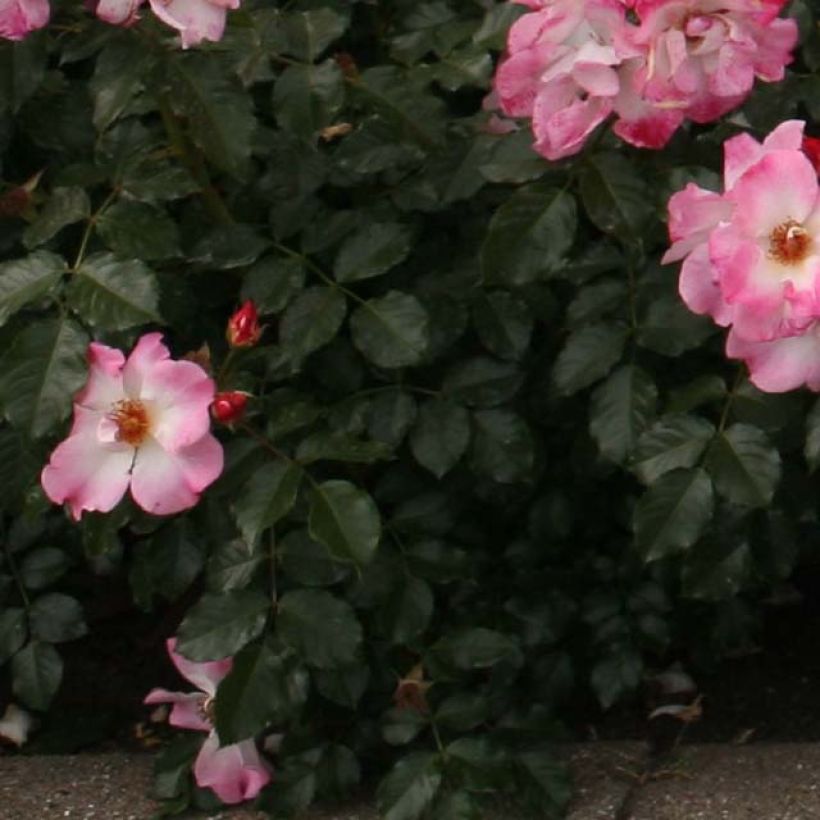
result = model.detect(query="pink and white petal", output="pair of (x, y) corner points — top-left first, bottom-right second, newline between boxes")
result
(75, 343), (125, 410)
(727, 151), (819, 237)
(144, 688), (211, 732)
(678, 244), (733, 326)
(129, 433), (223, 515)
(194, 733), (272, 805)
(572, 60), (619, 97)
(148, 0), (229, 47)
(494, 46), (555, 116)
(0, 0), (49, 39)
(664, 183), (732, 258)
(533, 93), (611, 160)
(166, 638), (232, 696)
(612, 105), (683, 150)
(95, 0), (143, 24)
(41, 431), (133, 520)
(135, 359), (214, 450)
(723, 132), (764, 190)
(708, 224), (780, 310)
(122, 333), (170, 399)
(726, 327), (820, 393)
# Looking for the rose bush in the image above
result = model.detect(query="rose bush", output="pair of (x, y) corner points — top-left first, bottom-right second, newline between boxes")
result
(0, 0), (819, 817)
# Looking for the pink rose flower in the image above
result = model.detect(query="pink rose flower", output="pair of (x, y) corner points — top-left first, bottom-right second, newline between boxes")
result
(145, 639), (272, 805)
(665, 120), (820, 393)
(41, 333), (223, 519)
(494, 0), (636, 160)
(0, 0), (49, 40)
(92, 0), (142, 25)
(148, 0), (239, 48)
(623, 0), (797, 131)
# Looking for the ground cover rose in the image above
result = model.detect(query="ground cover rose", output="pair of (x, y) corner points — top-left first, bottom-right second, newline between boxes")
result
(145, 639), (272, 804)
(664, 120), (820, 392)
(0, 0), (49, 40)
(41, 333), (223, 519)
(492, 0), (797, 158)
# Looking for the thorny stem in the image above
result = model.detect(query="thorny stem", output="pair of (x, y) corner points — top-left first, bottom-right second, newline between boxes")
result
(3, 540), (30, 612)
(157, 93), (234, 226)
(718, 368), (745, 433)
(268, 529), (278, 609)
(72, 188), (120, 271)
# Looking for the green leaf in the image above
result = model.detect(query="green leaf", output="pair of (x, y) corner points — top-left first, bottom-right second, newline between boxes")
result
(379, 576), (434, 644)
(207, 539), (264, 592)
(705, 423), (781, 508)
(69, 252), (161, 330)
(23, 187), (90, 249)
(443, 357), (523, 407)
(481, 185), (576, 285)
(633, 468), (714, 562)
(90, 37), (151, 131)
(0, 35), (47, 113)
(0, 317), (88, 438)
(279, 286), (347, 364)
(334, 223), (414, 283)
(410, 399), (470, 479)
(633, 415), (715, 485)
(350, 291), (429, 368)
(96, 201), (180, 260)
(308, 480), (381, 566)
(29, 593), (87, 644)
(296, 431), (393, 464)
(281, 8), (349, 61)
(382, 706), (428, 746)
(274, 60), (345, 143)
(169, 54), (256, 176)
(19, 548), (69, 591)
(807, 397), (820, 472)
(553, 323), (628, 396)
(591, 649), (642, 708)
(241, 255), (305, 314)
(377, 752), (442, 820)
(472, 291), (533, 361)
(233, 461), (303, 545)
(0, 252), (65, 327)
(431, 628), (522, 671)
(368, 390), (418, 448)
(470, 408), (534, 484)
(580, 152), (653, 238)
(682, 540), (751, 601)
(278, 589), (362, 669)
(589, 366), (657, 465)
(215, 639), (308, 745)
(280, 528), (349, 587)
(12, 641), (63, 710)
(0, 608), (26, 664)
(435, 693), (488, 732)
(175, 591), (269, 661)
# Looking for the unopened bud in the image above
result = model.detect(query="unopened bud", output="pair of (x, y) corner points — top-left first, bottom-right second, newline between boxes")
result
(226, 300), (262, 348)
(211, 391), (249, 425)
(804, 136), (820, 173)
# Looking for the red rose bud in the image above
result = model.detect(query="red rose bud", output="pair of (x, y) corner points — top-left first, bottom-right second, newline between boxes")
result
(211, 391), (249, 425)
(804, 137), (820, 173)
(226, 300), (262, 348)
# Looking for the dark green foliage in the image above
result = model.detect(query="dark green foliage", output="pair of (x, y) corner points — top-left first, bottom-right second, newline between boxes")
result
(1, 1), (818, 817)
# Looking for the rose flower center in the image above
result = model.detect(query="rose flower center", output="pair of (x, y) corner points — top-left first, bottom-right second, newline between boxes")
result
(769, 219), (812, 266)
(110, 399), (150, 446)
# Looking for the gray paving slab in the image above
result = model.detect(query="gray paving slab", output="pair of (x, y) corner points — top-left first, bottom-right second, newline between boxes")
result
(6, 743), (820, 819)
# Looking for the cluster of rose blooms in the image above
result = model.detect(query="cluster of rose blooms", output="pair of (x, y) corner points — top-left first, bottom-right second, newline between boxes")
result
(492, 0), (798, 160)
(36, 304), (266, 802)
(665, 120), (820, 393)
(2, 0), (240, 47)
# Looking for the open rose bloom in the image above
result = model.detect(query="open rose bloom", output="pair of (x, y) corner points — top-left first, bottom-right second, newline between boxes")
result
(41, 333), (223, 519)
(492, 0), (797, 159)
(664, 120), (820, 392)
(145, 639), (272, 804)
